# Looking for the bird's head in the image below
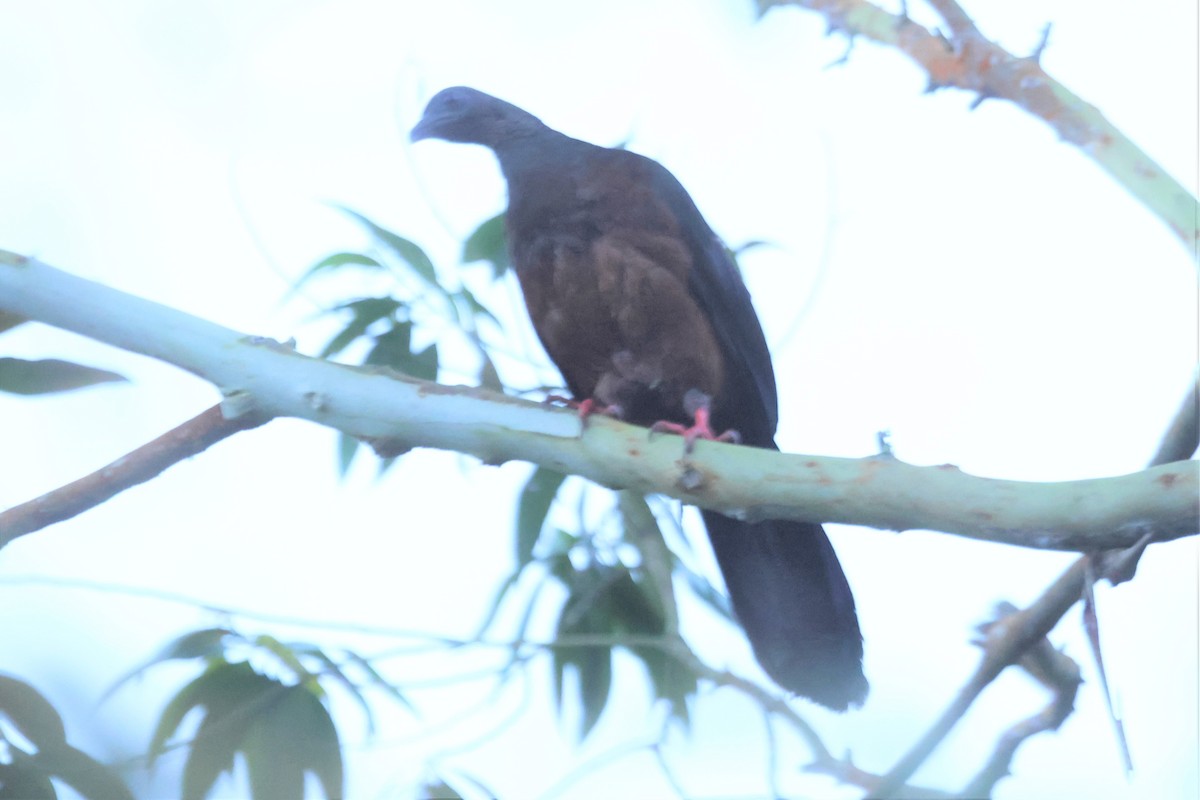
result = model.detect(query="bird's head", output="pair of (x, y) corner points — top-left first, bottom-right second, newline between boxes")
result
(410, 86), (545, 149)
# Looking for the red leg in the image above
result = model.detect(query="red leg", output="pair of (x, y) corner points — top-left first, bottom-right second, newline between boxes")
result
(650, 393), (741, 453)
(544, 395), (622, 423)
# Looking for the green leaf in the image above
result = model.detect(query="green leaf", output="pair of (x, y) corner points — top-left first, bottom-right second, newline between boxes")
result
(286, 645), (376, 736)
(553, 560), (698, 737)
(338, 207), (439, 286)
(732, 239), (770, 256)
(375, 454), (399, 478)
(576, 644), (612, 739)
(449, 286), (499, 329)
(337, 432), (360, 477)
(0, 674), (66, 749)
(363, 321), (413, 368)
(319, 297), (404, 359)
(637, 646), (696, 728)
(183, 702), (257, 800)
(303, 252), (385, 279)
(243, 686), (343, 800)
(150, 659), (342, 800)
(105, 627), (238, 702)
(340, 652), (419, 717)
(515, 468), (567, 567)
(419, 779), (462, 800)
(477, 351), (504, 392)
(171, 664), (285, 800)
(433, 770), (498, 800)
(473, 570), (522, 638)
(461, 212), (509, 278)
(148, 661), (270, 767)
(0, 750), (57, 800)
(0, 310), (27, 335)
(0, 358), (127, 395)
(292, 252), (386, 295)
(252, 635), (316, 687)
(153, 628), (238, 662)
(677, 562), (734, 622)
(364, 322), (439, 382)
(552, 570), (620, 740)
(30, 743), (135, 800)
(407, 342), (439, 382)
(509, 578), (548, 662)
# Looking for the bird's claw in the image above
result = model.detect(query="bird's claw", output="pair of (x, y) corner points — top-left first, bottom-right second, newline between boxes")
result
(545, 395), (622, 423)
(649, 406), (740, 454)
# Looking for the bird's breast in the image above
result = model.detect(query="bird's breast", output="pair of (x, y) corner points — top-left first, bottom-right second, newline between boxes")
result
(513, 228), (726, 425)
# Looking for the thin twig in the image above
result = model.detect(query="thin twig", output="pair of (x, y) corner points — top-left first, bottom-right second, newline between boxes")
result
(925, 0), (979, 41)
(0, 403), (270, 546)
(871, 562), (1089, 796)
(762, 709), (784, 800)
(533, 736), (661, 800)
(959, 628), (1081, 796)
(1081, 564), (1134, 773)
(872, 372), (1199, 794)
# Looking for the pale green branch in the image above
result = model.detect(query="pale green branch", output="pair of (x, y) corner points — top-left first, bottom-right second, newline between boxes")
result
(1, 254), (1196, 552)
(757, 0), (1200, 255)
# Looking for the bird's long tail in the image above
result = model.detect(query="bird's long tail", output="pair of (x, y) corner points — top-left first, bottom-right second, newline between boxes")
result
(701, 509), (867, 710)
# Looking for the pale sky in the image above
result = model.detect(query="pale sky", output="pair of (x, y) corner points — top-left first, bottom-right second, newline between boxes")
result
(1, 2), (1197, 798)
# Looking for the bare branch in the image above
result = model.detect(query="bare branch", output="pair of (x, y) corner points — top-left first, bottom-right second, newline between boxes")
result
(755, 0), (1200, 254)
(0, 404), (269, 545)
(1150, 371), (1200, 466)
(959, 614), (1082, 796)
(872, 562), (1090, 796)
(868, 370), (1199, 794)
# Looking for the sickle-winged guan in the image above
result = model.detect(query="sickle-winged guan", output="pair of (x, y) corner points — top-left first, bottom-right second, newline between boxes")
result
(412, 86), (867, 710)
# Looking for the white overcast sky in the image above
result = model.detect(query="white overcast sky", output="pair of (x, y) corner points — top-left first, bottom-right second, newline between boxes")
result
(1, 2), (1197, 799)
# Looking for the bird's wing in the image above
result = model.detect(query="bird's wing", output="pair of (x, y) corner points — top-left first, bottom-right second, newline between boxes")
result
(642, 157), (780, 445)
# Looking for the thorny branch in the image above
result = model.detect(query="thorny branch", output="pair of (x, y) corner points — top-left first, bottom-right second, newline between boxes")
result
(869, 373), (1197, 797)
(756, 0), (1200, 253)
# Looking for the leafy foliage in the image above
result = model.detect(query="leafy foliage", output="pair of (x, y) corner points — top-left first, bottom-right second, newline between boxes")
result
(118, 627), (414, 800)
(0, 674), (134, 799)
(461, 212), (509, 278)
(2, 208), (745, 799)
(299, 208), (505, 475)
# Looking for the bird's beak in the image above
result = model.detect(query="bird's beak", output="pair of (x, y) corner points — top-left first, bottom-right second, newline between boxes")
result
(409, 118), (433, 143)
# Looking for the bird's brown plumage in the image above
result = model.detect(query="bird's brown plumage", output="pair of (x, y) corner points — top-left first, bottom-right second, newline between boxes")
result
(412, 86), (867, 710)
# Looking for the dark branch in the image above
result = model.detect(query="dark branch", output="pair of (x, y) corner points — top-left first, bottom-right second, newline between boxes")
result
(871, 372), (1200, 794)
(872, 562), (1089, 796)
(960, 612), (1082, 796)
(0, 404), (271, 547)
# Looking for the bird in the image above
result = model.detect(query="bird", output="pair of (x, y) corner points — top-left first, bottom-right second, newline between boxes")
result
(411, 86), (867, 710)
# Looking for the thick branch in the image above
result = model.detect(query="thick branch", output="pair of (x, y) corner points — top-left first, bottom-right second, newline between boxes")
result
(1, 254), (1196, 551)
(756, 0), (1200, 254)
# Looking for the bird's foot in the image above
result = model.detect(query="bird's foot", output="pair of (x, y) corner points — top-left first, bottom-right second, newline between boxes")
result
(650, 404), (741, 454)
